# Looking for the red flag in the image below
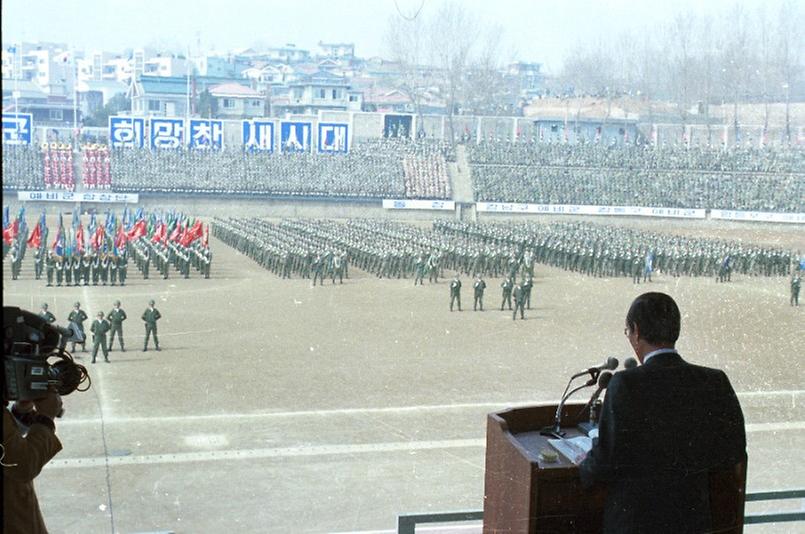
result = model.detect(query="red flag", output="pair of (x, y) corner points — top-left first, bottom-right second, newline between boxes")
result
(150, 222), (167, 244)
(202, 224), (209, 248)
(127, 219), (147, 239)
(75, 224), (85, 253)
(114, 224), (128, 248)
(26, 222), (42, 249)
(168, 223), (183, 243)
(92, 226), (106, 250)
(3, 220), (19, 244)
(180, 220), (203, 247)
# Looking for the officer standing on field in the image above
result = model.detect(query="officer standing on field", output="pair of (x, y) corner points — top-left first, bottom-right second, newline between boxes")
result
(90, 311), (111, 363)
(39, 303), (56, 323)
(108, 300), (127, 352)
(142, 299), (162, 352)
(67, 302), (88, 353)
(473, 276), (486, 311)
(512, 280), (526, 320)
(450, 275), (462, 312)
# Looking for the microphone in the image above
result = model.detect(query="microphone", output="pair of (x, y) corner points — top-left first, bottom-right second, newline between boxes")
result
(624, 357), (638, 370)
(541, 375), (598, 438)
(570, 357), (619, 381)
(577, 371), (613, 435)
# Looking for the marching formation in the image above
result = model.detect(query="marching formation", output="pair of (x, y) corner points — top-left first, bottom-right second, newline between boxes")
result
(213, 217), (797, 286)
(3, 207), (213, 286)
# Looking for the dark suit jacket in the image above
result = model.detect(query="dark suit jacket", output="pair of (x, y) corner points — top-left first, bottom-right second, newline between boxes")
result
(579, 352), (746, 533)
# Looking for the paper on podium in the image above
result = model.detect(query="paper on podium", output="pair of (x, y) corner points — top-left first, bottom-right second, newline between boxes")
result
(548, 436), (594, 465)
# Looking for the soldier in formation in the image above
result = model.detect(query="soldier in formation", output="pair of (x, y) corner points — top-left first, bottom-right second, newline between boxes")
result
(449, 275), (462, 312)
(473, 276), (486, 311)
(108, 300), (127, 352)
(90, 311), (111, 363)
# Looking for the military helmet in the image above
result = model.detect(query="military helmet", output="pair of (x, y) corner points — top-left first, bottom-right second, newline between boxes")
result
(149, 299), (155, 305)
(114, 300), (121, 306)
(42, 303), (48, 309)
(74, 301), (81, 307)
(97, 311), (104, 317)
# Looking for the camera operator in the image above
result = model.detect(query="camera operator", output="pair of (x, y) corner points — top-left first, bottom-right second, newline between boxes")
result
(3, 388), (64, 534)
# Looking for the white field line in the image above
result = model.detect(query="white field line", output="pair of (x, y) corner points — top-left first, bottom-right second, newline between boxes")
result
(57, 389), (805, 426)
(42, 419), (805, 470)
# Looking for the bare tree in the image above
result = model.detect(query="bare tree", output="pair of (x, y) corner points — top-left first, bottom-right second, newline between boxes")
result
(427, 1), (480, 145)
(775, 0), (803, 143)
(385, 11), (430, 132)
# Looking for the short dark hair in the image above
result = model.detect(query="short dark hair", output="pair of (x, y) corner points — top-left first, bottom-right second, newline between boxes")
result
(626, 292), (680, 346)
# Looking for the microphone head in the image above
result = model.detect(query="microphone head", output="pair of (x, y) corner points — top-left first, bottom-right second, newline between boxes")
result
(598, 371), (613, 388)
(605, 356), (619, 370)
(624, 357), (638, 370)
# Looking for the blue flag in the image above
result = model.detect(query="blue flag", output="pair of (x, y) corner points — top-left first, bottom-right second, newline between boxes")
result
(3, 206), (9, 229)
(39, 210), (46, 231)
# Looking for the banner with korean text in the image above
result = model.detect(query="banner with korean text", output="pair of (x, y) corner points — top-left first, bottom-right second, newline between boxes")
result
(476, 202), (706, 219)
(382, 199), (455, 210)
(18, 191), (139, 203)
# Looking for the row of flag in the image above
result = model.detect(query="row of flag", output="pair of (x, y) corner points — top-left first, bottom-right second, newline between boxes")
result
(3, 206), (209, 255)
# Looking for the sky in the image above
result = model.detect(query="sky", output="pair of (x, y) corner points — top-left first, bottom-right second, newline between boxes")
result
(1, 0), (776, 74)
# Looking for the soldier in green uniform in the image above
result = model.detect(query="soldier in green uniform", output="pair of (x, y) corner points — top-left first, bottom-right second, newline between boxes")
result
(100, 253), (110, 285)
(108, 300), (127, 351)
(792, 271), (801, 307)
(110, 255), (118, 286)
(55, 255), (65, 286)
(473, 276), (486, 311)
(91, 253), (101, 285)
(33, 247), (43, 280)
(90, 311), (111, 363)
(118, 253), (128, 286)
(449, 275), (462, 312)
(10, 245), (22, 280)
(39, 303), (56, 323)
(81, 253), (92, 285)
(512, 280), (526, 320)
(523, 276), (534, 309)
(142, 299), (162, 352)
(64, 253), (73, 285)
(46, 251), (55, 286)
(67, 302), (88, 353)
(500, 277), (513, 311)
(71, 254), (81, 286)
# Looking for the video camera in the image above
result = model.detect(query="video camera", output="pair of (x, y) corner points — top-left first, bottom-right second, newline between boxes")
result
(4, 306), (91, 401)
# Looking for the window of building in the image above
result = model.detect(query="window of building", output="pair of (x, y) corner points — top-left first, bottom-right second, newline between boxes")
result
(349, 95), (358, 102)
(148, 99), (161, 112)
(223, 98), (235, 109)
(49, 109), (63, 121)
(332, 89), (338, 99)
(253, 100), (262, 107)
(319, 89), (326, 99)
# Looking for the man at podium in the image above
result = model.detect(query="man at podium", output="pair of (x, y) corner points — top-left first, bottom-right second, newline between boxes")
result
(579, 292), (746, 533)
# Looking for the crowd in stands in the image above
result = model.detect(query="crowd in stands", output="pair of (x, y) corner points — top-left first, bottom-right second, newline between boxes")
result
(2, 145), (44, 191)
(42, 144), (76, 191)
(467, 142), (805, 212)
(81, 144), (111, 190)
(110, 139), (454, 200)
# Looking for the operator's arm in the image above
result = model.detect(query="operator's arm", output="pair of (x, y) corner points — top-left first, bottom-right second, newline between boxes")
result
(2, 408), (62, 483)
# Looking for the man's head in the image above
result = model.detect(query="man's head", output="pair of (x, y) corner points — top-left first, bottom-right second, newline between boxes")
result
(97, 311), (104, 318)
(149, 299), (155, 306)
(625, 292), (680, 361)
(114, 300), (121, 307)
(74, 302), (80, 309)
(41, 303), (48, 310)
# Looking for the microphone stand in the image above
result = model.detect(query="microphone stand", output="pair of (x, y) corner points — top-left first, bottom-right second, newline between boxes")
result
(540, 376), (597, 439)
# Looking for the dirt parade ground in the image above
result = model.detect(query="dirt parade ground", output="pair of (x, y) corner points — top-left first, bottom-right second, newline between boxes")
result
(3, 216), (804, 534)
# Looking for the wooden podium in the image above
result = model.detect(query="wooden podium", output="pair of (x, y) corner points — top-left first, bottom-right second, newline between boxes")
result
(482, 403), (746, 534)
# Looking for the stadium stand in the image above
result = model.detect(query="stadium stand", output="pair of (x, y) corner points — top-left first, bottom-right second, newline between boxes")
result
(467, 142), (805, 212)
(2, 144), (45, 191)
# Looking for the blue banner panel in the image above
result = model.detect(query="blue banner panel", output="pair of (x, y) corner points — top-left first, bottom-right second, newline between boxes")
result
(280, 121), (311, 153)
(189, 119), (224, 149)
(150, 118), (185, 150)
(109, 116), (145, 148)
(242, 120), (274, 152)
(317, 122), (349, 154)
(2, 113), (33, 145)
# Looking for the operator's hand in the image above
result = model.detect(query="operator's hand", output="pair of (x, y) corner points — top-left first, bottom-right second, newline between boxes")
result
(33, 391), (63, 419)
